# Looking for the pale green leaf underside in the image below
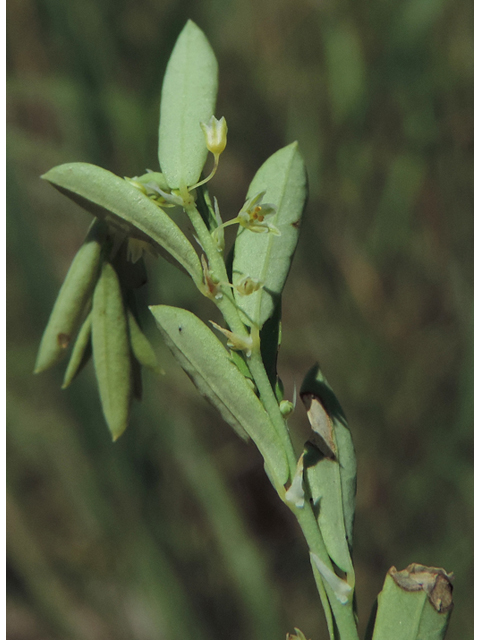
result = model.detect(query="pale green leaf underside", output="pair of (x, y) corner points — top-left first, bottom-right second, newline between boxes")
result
(150, 305), (289, 485)
(42, 162), (202, 285)
(34, 220), (105, 373)
(232, 142), (307, 328)
(158, 20), (218, 189)
(127, 308), (162, 374)
(92, 262), (132, 441)
(305, 441), (354, 577)
(301, 365), (356, 575)
(62, 311), (92, 388)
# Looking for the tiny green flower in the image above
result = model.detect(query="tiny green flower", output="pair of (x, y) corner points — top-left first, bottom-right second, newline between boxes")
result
(200, 115), (228, 157)
(234, 275), (264, 296)
(215, 191), (281, 236)
(125, 175), (177, 208)
(201, 255), (223, 300)
(150, 185), (185, 207)
(210, 321), (254, 357)
(237, 191), (280, 235)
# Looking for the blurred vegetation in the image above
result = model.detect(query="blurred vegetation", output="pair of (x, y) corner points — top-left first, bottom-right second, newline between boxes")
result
(6, 0), (473, 638)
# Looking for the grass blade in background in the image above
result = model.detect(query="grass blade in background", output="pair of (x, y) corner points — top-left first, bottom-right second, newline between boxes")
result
(158, 20), (218, 189)
(164, 409), (284, 640)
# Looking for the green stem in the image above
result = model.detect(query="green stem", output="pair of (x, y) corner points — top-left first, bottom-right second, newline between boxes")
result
(247, 350), (297, 476)
(182, 200), (359, 639)
(185, 202), (297, 480)
(183, 202), (297, 468)
(294, 502), (359, 640)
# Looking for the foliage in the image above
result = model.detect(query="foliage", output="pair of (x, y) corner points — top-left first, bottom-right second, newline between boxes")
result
(6, 2), (472, 639)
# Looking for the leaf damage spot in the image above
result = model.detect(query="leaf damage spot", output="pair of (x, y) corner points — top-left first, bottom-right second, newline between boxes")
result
(57, 333), (70, 348)
(389, 564), (454, 613)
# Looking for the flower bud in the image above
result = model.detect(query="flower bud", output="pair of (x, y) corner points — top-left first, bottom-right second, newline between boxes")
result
(279, 399), (294, 417)
(235, 276), (263, 296)
(210, 321), (254, 357)
(200, 116), (228, 156)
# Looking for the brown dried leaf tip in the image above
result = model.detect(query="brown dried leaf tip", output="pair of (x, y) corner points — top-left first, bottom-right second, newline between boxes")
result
(389, 563), (454, 614)
(301, 393), (337, 459)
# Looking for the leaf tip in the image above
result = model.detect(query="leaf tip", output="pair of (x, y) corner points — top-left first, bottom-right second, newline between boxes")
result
(33, 353), (51, 375)
(111, 426), (127, 443)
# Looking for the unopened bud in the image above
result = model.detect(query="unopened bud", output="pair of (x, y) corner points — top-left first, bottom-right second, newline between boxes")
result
(200, 116), (228, 156)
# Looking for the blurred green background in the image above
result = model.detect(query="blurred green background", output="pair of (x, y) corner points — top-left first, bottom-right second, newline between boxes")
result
(6, 0), (473, 638)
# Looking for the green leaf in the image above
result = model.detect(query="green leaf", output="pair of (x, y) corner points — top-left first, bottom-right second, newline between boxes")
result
(228, 350), (254, 382)
(127, 307), (163, 374)
(62, 311), (92, 388)
(371, 565), (453, 640)
(34, 220), (106, 373)
(232, 142), (307, 328)
(259, 300), (282, 391)
(42, 162), (203, 286)
(150, 305), (289, 486)
(158, 20), (218, 189)
(131, 351), (143, 401)
(133, 171), (170, 191)
(196, 183), (218, 232)
(300, 365), (356, 578)
(92, 262), (132, 440)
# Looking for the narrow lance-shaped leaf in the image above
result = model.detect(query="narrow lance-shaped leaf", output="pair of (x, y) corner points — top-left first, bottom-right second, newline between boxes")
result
(42, 163), (203, 286)
(150, 305), (289, 486)
(196, 184), (218, 232)
(232, 142), (307, 328)
(300, 364), (356, 579)
(62, 311), (92, 388)
(34, 220), (106, 373)
(131, 352), (143, 402)
(259, 300), (282, 391)
(370, 565), (453, 640)
(92, 262), (132, 441)
(158, 20), (218, 189)
(126, 307), (163, 375)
